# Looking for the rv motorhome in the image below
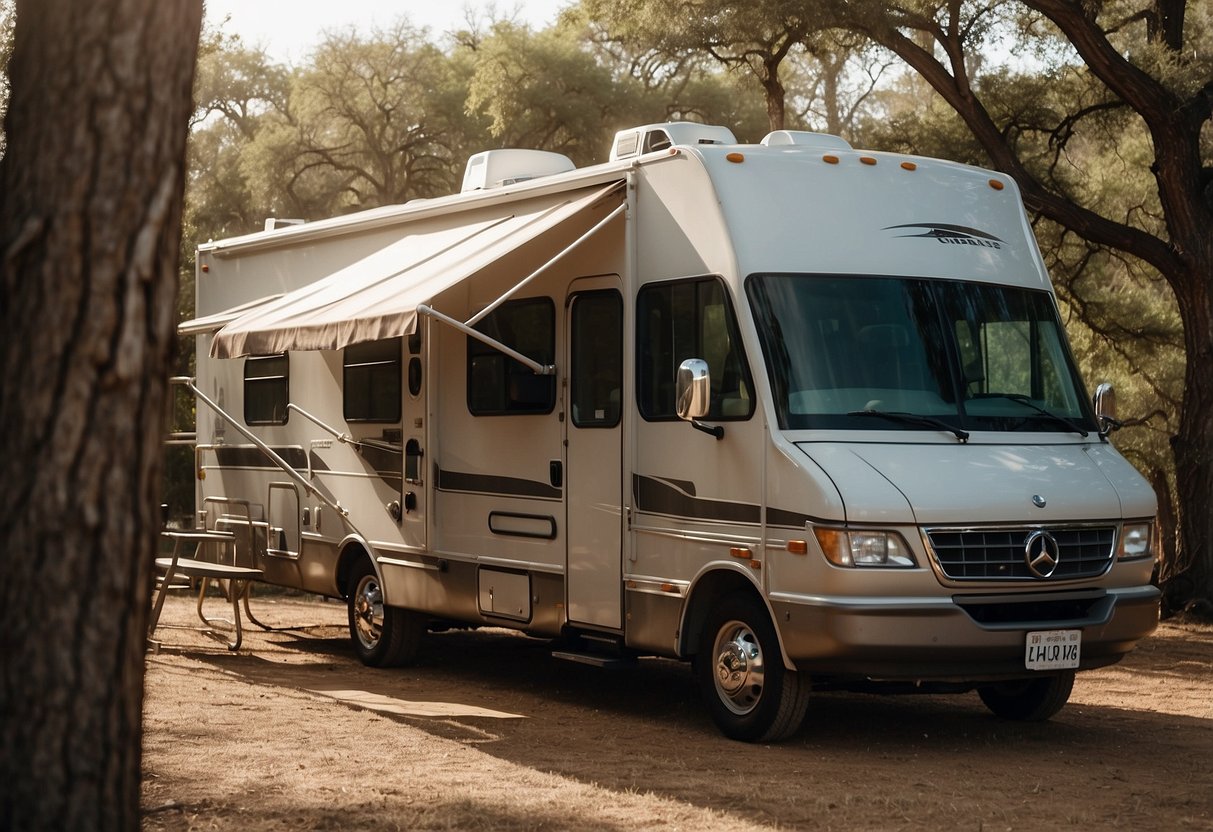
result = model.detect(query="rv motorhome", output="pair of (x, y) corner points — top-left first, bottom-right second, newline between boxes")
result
(180, 122), (1160, 741)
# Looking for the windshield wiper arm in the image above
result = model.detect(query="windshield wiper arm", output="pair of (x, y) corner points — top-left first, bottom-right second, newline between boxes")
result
(847, 409), (969, 442)
(975, 393), (1089, 437)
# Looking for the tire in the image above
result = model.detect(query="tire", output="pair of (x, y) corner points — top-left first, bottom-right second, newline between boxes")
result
(694, 594), (809, 742)
(978, 671), (1075, 721)
(347, 558), (423, 668)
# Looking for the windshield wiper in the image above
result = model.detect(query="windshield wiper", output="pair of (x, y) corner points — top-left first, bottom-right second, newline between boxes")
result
(847, 409), (969, 442)
(972, 393), (1089, 437)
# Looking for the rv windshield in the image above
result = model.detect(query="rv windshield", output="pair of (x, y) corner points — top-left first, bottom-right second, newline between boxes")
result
(746, 274), (1096, 434)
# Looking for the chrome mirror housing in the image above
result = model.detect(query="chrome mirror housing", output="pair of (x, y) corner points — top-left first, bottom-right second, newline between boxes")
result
(675, 358), (711, 421)
(1093, 382), (1121, 436)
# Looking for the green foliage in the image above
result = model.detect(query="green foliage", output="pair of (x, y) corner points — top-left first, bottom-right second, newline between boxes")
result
(260, 23), (467, 212)
(577, 0), (890, 138)
(464, 22), (626, 163)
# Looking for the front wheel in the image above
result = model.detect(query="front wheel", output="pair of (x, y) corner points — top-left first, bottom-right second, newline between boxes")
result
(347, 558), (423, 667)
(694, 594), (809, 742)
(977, 671), (1075, 721)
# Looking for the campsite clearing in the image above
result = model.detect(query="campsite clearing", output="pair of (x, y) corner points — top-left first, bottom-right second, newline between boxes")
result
(143, 593), (1212, 831)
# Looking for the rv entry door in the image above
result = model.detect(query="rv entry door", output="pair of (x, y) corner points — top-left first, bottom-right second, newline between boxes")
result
(565, 277), (623, 629)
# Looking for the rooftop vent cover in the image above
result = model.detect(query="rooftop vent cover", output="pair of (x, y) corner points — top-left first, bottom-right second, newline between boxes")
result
(461, 149), (576, 193)
(760, 131), (853, 150)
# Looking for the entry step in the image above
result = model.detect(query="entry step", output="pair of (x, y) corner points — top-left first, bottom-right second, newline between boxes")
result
(551, 649), (637, 669)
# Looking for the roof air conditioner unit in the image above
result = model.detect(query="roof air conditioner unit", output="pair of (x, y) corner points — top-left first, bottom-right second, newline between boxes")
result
(461, 149), (576, 193)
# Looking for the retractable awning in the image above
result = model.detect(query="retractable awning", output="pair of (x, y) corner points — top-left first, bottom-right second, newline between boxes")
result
(178, 293), (284, 336)
(208, 182), (623, 359)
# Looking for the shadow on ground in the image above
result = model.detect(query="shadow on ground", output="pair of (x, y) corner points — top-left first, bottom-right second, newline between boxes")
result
(168, 617), (1212, 830)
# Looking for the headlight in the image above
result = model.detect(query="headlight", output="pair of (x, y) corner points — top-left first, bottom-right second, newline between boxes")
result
(1117, 522), (1153, 560)
(813, 528), (917, 568)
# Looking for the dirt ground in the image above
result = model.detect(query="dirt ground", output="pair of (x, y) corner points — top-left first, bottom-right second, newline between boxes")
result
(142, 592), (1213, 831)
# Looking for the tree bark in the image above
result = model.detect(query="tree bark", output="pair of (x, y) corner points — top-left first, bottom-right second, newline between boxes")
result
(1167, 275), (1213, 615)
(0, 1), (202, 829)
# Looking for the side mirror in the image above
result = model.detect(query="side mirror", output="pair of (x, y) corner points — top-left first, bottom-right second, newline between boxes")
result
(1093, 382), (1121, 435)
(675, 358), (711, 420)
(675, 359), (724, 439)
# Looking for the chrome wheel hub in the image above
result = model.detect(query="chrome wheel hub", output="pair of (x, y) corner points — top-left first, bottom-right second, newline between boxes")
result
(353, 574), (384, 648)
(712, 620), (764, 715)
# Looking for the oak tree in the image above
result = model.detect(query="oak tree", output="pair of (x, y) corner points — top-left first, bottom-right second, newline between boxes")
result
(823, 0), (1213, 613)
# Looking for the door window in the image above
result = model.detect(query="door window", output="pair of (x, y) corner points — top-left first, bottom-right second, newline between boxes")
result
(570, 291), (622, 428)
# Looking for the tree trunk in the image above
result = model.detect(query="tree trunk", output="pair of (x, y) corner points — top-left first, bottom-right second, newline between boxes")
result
(1167, 272), (1213, 615)
(0, 1), (202, 829)
(761, 70), (787, 132)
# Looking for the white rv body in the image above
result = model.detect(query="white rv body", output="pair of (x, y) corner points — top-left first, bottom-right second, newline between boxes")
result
(186, 128), (1159, 740)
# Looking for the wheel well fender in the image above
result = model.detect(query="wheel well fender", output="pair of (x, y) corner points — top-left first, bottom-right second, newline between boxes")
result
(335, 535), (379, 598)
(678, 565), (790, 669)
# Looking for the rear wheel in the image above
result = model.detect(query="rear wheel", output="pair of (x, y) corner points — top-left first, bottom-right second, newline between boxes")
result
(695, 594), (809, 742)
(347, 558), (423, 667)
(978, 671), (1075, 721)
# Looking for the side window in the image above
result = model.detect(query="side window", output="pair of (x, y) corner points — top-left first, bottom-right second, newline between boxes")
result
(343, 338), (401, 423)
(467, 298), (556, 415)
(244, 353), (289, 426)
(637, 277), (754, 421)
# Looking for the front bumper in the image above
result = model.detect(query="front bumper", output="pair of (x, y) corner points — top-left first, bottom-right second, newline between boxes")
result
(770, 584), (1160, 681)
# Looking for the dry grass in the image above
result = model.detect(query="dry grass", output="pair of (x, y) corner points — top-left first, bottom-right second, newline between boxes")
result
(143, 596), (1213, 830)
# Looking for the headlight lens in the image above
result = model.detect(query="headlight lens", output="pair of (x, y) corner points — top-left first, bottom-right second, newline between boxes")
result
(813, 528), (916, 568)
(1118, 522), (1153, 560)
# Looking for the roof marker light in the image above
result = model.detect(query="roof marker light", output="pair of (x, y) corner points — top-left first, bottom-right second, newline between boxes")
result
(989, 179), (1005, 190)
(726, 152), (745, 163)
(860, 156), (877, 166)
(901, 161), (917, 171)
(823, 155), (840, 164)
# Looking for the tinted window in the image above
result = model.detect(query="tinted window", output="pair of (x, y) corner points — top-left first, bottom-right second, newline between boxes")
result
(637, 277), (754, 421)
(571, 291), (622, 428)
(244, 353), (289, 426)
(467, 298), (556, 415)
(343, 338), (401, 423)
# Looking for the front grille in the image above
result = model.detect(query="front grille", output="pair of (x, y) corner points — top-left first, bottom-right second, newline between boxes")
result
(926, 526), (1116, 581)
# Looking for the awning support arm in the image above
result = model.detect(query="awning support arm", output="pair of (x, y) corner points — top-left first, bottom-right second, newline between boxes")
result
(177, 377), (350, 518)
(464, 200), (626, 329)
(416, 305), (555, 375)
(287, 403), (358, 447)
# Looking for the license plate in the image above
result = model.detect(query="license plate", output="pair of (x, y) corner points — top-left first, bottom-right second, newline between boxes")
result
(1024, 629), (1081, 671)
